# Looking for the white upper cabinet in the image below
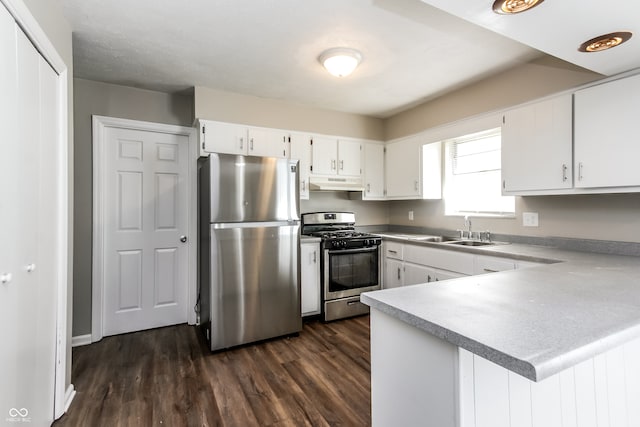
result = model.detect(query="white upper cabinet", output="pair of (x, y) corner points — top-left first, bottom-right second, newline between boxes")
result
(385, 136), (422, 199)
(574, 73), (640, 189)
(289, 133), (311, 200)
(198, 119), (247, 156)
(247, 127), (289, 158)
(311, 136), (361, 177)
(363, 142), (385, 200)
(501, 94), (573, 194)
(197, 119), (288, 158)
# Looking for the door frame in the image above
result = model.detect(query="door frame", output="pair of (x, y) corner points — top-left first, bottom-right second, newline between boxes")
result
(92, 115), (198, 342)
(1, 0), (71, 419)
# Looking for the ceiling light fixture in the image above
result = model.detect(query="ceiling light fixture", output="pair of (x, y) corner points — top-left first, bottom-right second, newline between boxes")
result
(578, 31), (633, 52)
(318, 47), (362, 78)
(492, 0), (544, 14)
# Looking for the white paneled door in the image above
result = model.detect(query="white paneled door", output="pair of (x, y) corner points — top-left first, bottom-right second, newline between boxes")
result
(102, 126), (190, 336)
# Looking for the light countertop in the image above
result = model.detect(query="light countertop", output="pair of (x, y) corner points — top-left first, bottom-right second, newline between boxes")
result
(362, 234), (640, 381)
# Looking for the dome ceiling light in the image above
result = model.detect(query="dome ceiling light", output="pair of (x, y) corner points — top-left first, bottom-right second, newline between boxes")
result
(492, 0), (544, 14)
(318, 47), (362, 78)
(578, 31), (633, 52)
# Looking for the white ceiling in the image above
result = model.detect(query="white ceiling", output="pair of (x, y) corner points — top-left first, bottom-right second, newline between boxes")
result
(60, 0), (609, 118)
(420, 0), (640, 77)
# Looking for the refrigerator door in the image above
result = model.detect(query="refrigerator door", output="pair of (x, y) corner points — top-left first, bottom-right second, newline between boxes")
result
(206, 223), (301, 351)
(207, 153), (299, 223)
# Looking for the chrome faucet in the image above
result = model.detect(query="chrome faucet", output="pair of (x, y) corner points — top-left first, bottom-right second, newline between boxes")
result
(464, 216), (472, 239)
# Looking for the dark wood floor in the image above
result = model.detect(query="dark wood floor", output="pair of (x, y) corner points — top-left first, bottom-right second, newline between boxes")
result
(55, 316), (371, 426)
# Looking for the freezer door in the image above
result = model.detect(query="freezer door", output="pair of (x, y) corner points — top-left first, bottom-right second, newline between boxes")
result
(208, 153), (299, 223)
(208, 223), (301, 350)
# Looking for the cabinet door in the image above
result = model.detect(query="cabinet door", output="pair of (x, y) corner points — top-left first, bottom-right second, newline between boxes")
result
(404, 262), (436, 286)
(337, 139), (362, 176)
(502, 94), (573, 193)
(289, 133), (311, 200)
(248, 127), (288, 158)
(200, 120), (247, 156)
(384, 258), (404, 289)
(575, 74), (640, 188)
(385, 137), (421, 199)
(363, 143), (385, 199)
(311, 136), (337, 175)
(301, 242), (320, 316)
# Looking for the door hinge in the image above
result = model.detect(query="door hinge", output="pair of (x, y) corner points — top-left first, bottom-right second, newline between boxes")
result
(502, 115), (505, 124)
(502, 180), (506, 189)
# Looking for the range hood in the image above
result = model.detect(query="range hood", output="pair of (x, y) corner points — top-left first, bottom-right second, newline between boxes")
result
(309, 176), (364, 192)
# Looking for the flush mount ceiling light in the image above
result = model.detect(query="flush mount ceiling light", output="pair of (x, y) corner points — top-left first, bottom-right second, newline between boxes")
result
(578, 31), (633, 52)
(492, 0), (544, 14)
(318, 47), (362, 78)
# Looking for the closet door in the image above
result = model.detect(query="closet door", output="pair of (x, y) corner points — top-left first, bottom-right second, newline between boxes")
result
(0, 5), (58, 424)
(0, 3), (19, 417)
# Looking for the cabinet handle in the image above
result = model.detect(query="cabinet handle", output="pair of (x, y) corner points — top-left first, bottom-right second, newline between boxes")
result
(578, 162), (583, 181)
(562, 164), (568, 182)
(26, 263), (36, 273)
(239, 137), (244, 150)
(427, 275), (432, 282)
(340, 160), (344, 170)
(1, 273), (12, 284)
(313, 251), (317, 263)
(302, 180), (306, 191)
(414, 180), (419, 191)
(397, 267), (401, 280)
(250, 138), (254, 151)
(331, 159), (337, 170)
(483, 268), (499, 273)
(367, 183), (371, 193)
(388, 250), (398, 254)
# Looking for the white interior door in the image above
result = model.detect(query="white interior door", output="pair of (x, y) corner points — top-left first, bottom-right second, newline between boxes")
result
(102, 126), (190, 336)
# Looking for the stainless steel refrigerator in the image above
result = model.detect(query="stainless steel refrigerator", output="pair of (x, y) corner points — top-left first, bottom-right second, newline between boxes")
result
(199, 153), (301, 351)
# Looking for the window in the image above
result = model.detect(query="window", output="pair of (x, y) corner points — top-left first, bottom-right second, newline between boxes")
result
(443, 128), (514, 216)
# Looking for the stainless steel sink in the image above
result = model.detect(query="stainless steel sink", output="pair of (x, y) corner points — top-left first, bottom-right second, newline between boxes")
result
(444, 240), (497, 247)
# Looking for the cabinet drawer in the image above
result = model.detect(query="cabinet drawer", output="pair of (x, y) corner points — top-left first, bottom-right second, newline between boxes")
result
(404, 245), (474, 275)
(384, 241), (404, 260)
(473, 256), (516, 275)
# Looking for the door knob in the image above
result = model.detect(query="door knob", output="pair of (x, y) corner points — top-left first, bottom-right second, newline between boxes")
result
(180, 235), (188, 243)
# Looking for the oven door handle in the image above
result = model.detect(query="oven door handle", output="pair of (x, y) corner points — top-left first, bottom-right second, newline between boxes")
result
(325, 246), (379, 255)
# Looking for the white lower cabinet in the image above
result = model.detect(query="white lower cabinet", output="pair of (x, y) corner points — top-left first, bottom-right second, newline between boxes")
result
(473, 255), (516, 275)
(382, 241), (473, 288)
(300, 240), (320, 316)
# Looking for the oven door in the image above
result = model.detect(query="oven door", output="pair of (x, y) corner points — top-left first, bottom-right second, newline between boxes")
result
(323, 246), (381, 300)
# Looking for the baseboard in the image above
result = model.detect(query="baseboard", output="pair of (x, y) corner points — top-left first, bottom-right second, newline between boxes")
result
(71, 334), (92, 347)
(64, 384), (76, 412)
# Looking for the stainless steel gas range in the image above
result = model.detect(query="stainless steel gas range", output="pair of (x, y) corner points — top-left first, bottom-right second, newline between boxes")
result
(301, 212), (382, 321)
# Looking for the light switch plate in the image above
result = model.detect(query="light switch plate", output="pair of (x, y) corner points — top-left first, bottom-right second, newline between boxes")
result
(523, 212), (539, 227)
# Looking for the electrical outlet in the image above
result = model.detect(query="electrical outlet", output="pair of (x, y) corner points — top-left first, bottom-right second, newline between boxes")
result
(523, 212), (539, 227)
(408, 210), (414, 221)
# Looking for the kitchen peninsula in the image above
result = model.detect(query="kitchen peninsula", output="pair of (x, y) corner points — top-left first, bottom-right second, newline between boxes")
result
(362, 240), (640, 427)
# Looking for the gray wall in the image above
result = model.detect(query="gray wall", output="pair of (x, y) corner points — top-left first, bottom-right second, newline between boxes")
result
(23, 0), (75, 390)
(195, 86), (385, 140)
(72, 78), (194, 336)
(301, 192), (389, 226)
